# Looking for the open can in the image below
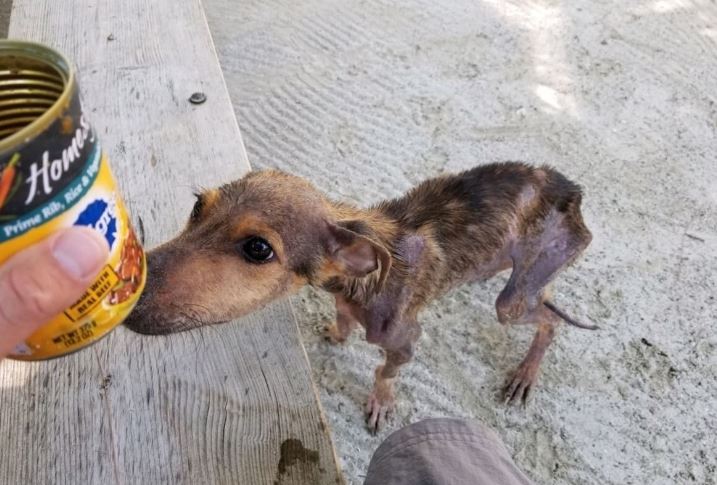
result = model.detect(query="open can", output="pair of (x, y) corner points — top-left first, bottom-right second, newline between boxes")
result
(0, 40), (146, 360)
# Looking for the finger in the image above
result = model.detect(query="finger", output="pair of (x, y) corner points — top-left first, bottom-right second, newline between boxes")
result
(0, 227), (109, 358)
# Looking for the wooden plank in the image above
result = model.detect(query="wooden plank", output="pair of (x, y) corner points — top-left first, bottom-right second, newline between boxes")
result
(0, 1), (343, 484)
(0, 0), (10, 38)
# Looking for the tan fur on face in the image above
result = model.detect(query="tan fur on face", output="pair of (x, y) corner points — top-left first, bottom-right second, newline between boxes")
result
(161, 252), (295, 324)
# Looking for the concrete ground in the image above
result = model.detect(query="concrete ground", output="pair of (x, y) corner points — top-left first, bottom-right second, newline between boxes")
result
(210, 1), (716, 483)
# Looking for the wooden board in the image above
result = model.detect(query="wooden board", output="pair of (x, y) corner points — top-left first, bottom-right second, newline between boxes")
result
(0, 0), (10, 38)
(0, 1), (343, 484)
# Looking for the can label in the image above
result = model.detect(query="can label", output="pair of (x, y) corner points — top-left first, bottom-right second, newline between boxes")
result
(0, 73), (146, 360)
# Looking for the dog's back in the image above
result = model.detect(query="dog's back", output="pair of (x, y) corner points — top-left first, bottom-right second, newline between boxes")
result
(375, 162), (584, 294)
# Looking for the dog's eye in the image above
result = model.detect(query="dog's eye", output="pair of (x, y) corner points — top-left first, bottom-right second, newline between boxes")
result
(241, 237), (274, 263)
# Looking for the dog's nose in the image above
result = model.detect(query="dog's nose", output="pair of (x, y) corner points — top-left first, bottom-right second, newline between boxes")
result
(122, 249), (162, 333)
(144, 246), (170, 275)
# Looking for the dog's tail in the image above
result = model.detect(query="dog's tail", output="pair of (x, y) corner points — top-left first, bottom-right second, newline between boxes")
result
(544, 301), (599, 330)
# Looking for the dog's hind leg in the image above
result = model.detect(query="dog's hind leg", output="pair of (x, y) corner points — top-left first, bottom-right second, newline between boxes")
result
(495, 204), (592, 404)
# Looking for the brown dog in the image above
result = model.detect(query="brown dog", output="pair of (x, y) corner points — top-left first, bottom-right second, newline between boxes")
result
(125, 162), (594, 432)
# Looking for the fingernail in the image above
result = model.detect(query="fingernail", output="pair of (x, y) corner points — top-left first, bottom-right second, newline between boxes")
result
(52, 228), (109, 280)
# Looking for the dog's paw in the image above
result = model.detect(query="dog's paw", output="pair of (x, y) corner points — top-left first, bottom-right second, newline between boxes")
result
(365, 390), (395, 435)
(322, 323), (347, 345)
(502, 361), (540, 406)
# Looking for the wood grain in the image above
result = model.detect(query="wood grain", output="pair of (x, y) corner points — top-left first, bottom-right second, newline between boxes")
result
(0, 1), (342, 484)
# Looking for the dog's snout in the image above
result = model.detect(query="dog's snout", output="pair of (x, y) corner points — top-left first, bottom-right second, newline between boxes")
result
(123, 247), (172, 334)
(145, 246), (173, 275)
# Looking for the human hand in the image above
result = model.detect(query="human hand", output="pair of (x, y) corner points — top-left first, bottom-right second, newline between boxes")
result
(0, 228), (109, 359)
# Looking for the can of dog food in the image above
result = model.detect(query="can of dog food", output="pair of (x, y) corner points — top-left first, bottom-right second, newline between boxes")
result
(0, 40), (146, 360)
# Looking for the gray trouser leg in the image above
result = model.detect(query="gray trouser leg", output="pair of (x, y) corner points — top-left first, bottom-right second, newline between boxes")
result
(364, 418), (533, 485)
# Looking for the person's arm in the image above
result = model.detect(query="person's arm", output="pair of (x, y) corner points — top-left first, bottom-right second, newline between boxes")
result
(0, 228), (108, 358)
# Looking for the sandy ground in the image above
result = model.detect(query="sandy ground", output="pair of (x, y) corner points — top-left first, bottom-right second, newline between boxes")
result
(205, 1), (717, 483)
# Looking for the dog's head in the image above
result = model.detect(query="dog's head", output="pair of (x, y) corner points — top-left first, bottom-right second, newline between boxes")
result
(124, 170), (391, 334)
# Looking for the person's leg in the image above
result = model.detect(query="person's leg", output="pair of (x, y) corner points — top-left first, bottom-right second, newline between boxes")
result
(364, 418), (533, 485)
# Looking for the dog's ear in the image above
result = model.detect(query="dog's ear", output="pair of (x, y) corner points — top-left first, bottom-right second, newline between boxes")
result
(323, 221), (391, 287)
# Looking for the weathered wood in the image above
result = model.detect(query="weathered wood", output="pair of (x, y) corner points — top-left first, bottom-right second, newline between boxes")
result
(0, 0), (10, 38)
(0, 1), (342, 484)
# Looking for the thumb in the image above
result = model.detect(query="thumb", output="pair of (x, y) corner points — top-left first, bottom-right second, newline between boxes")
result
(0, 227), (109, 358)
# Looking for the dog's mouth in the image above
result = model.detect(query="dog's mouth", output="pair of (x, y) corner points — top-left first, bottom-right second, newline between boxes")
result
(123, 301), (227, 335)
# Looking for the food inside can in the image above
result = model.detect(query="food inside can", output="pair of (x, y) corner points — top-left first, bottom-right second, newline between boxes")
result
(0, 40), (146, 360)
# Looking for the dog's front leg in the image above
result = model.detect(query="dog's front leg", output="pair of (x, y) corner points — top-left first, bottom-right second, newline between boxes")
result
(365, 320), (421, 434)
(324, 294), (361, 344)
